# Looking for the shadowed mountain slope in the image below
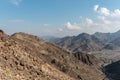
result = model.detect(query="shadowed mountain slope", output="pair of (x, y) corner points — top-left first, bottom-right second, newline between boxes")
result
(104, 60), (120, 80)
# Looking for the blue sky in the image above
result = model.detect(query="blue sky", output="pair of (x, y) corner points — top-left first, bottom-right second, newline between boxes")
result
(1, 0), (120, 37)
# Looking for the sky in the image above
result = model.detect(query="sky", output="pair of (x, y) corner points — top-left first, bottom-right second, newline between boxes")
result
(1, 0), (120, 37)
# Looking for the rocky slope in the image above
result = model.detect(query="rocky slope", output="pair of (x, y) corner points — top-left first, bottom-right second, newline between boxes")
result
(53, 33), (104, 53)
(0, 30), (106, 80)
(73, 51), (103, 65)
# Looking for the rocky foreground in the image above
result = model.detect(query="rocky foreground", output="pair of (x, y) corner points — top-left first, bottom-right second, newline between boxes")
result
(0, 30), (106, 80)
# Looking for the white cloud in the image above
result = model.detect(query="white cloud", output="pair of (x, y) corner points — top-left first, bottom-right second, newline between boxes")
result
(64, 4), (120, 35)
(98, 16), (110, 24)
(58, 28), (63, 32)
(66, 22), (81, 30)
(86, 18), (93, 25)
(10, 0), (22, 6)
(43, 24), (51, 26)
(99, 7), (110, 16)
(94, 5), (120, 18)
(40, 5), (120, 37)
(94, 5), (99, 11)
(111, 9), (120, 18)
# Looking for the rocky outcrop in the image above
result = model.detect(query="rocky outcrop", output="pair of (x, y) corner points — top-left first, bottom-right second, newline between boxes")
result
(74, 51), (103, 65)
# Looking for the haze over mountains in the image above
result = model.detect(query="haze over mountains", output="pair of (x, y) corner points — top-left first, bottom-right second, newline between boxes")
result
(51, 30), (120, 52)
(94, 30), (120, 49)
(52, 33), (103, 53)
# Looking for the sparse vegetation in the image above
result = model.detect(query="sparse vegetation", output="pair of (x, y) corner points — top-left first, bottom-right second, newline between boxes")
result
(0, 31), (106, 80)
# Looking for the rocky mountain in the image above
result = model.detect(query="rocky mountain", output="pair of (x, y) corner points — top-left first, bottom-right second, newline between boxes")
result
(51, 30), (120, 65)
(52, 30), (120, 53)
(0, 30), (106, 80)
(53, 33), (104, 53)
(93, 30), (120, 44)
(40, 36), (59, 42)
(93, 32), (111, 44)
(43, 30), (120, 80)
(104, 37), (120, 50)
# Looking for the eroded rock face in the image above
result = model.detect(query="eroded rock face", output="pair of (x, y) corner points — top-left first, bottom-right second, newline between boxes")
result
(74, 51), (103, 66)
(0, 30), (106, 80)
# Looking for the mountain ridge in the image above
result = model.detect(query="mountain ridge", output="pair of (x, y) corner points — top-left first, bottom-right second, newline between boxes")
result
(52, 30), (120, 53)
(0, 30), (106, 80)
(53, 32), (104, 53)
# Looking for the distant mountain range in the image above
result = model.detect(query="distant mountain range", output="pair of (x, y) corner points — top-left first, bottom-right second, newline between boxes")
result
(41, 30), (120, 80)
(51, 30), (120, 52)
(93, 30), (120, 50)
(94, 30), (120, 43)
(40, 36), (58, 41)
(48, 30), (120, 80)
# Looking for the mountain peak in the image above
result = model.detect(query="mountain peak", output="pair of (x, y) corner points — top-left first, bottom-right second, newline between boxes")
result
(53, 32), (103, 52)
(78, 33), (90, 37)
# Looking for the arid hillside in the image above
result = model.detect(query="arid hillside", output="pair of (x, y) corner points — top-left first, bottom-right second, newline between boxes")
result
(0, 30), (106, 80)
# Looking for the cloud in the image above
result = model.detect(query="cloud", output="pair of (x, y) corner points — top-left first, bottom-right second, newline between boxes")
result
(111, 9), (120, 18)
(10, 0), (22, 6)
(94, 5), (110, 16)
(43, 24), (51, 26)
(94, 5), (120, 25)
(94, 5), (120, 18)
(86, 18), (93, 26)
(98, 16), (109, 24)
(41, 5), (120, 37)
(63, 4), (120, 35)
(99, 7), (110, 16)
(58, 28), (63, 32)
(66, 22), (81, 30)
(94, 5), (99, 11)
